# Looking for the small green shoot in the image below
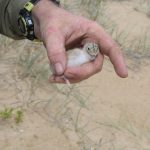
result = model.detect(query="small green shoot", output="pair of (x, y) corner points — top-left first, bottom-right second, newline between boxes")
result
(15, 110), (23, 124)
(0, 107), (13, 120)
(0, 107), (24, 124)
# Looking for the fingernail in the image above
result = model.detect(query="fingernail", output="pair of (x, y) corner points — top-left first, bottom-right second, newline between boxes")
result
(54, 63), (64, 75)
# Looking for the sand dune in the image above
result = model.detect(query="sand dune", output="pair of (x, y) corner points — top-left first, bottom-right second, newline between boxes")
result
(0, 0), (150, 149)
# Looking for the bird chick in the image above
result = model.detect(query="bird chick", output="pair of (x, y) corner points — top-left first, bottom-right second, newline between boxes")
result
(67, 43), (99, 67)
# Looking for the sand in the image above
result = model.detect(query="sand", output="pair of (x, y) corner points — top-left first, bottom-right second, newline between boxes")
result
(0, 0), (150, 150)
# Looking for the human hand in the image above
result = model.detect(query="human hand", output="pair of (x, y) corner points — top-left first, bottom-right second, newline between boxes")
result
(32, 0), (128, 83)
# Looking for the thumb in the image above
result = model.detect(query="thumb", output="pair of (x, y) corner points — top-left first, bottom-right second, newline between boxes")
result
(44, 31), (66, 75)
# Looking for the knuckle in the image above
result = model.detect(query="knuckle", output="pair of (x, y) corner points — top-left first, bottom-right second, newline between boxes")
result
(67, 73), (81, 81)
(96, 66), (102, 73)
(43, 26), (55, 38)
(75, 73), (83, 80)
(90, 21), (99, 28)
(48, 52), (63, 63)
(75, 20), (88, 34)
(77, 19), (96, 33)
(87, 21), (102, 35)
(43, 26), (60, 40)
(108, 44), (122, 56)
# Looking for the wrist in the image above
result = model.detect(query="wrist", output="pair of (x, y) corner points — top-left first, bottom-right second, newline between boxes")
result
(32, 0), (60, 39)
(32, 0), (58, 23)
(17, 0), (60, 40)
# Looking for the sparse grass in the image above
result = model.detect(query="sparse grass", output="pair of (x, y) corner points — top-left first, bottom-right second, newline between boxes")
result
(0, 107), (13, 120)
(15, 110), (24, 124)
(0, 0), (150, 149)
(0, 107), (24, 124)
(17, 45), (50, 81)
(134, 0), (150, 18)
(62, 0), (104, 20)
(48, 1), (150, 149)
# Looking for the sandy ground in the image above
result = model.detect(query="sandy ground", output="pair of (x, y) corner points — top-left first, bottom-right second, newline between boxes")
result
(0, 0), (150, 150)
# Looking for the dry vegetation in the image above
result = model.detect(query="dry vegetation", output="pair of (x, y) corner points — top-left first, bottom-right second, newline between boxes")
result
(0, 0), (150, 150)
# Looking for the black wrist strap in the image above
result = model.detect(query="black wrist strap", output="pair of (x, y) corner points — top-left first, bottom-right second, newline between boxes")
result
(18, 0), (60, 41)
(30, 0), (39, 3)
(51, 0), (60, 5)
(30, 0), (60, 5)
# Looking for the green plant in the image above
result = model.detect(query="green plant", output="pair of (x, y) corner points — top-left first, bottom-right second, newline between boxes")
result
(0, 107), (24, 124)
(15, 110), (24, 124)
(134, 0), (150, 18)
(0, 107), (13, 120)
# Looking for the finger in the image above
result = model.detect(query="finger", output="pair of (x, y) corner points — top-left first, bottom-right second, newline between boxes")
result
(49, 54), (104, 84)
(99, 33), (128, 78)
(88, 23), (128, 78)
(49, 74), (82, 84)
(49, 75), (65, 83)
(43, 28), (66, 75)
(108, 45), (128, 78)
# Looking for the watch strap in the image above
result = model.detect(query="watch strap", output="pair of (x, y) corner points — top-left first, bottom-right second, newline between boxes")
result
(18, 0), (60, 41)
(30, 0), (59, 4)
(51, 0), (60, 5)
